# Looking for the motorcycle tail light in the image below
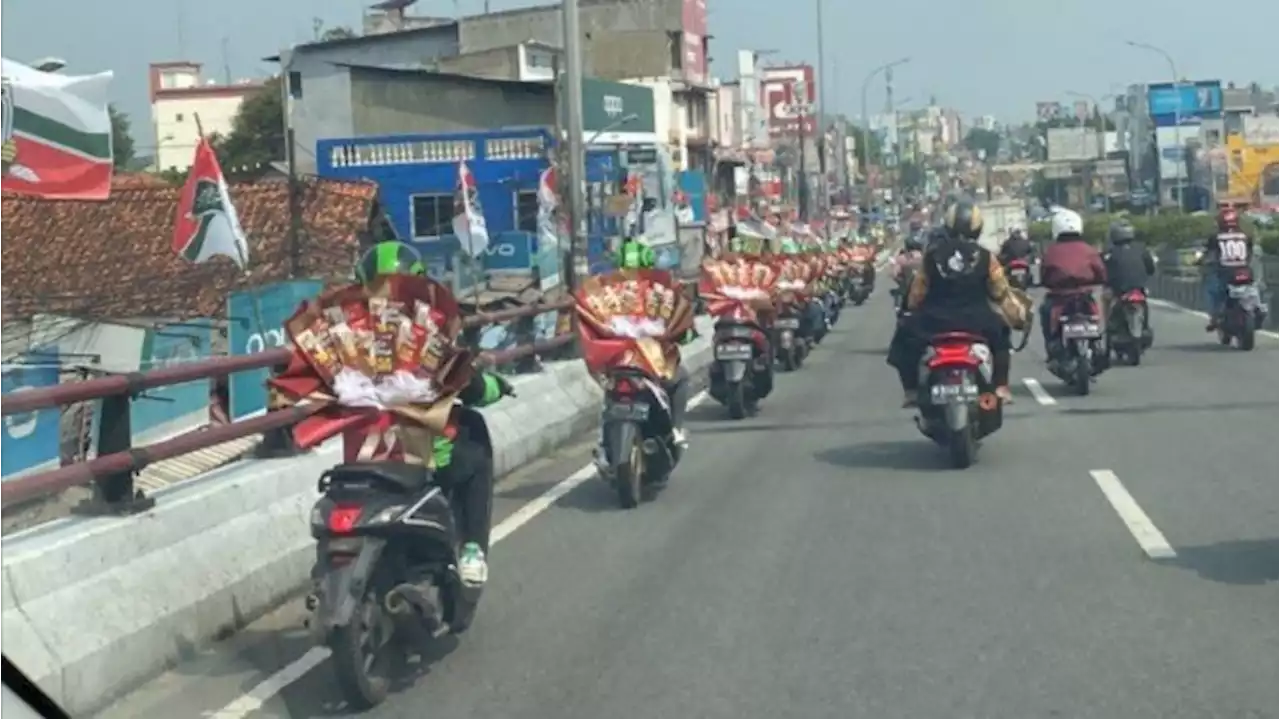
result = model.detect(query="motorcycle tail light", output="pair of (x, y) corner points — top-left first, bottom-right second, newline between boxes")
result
(928, 345), (978, 369)
(328, 504), (363, 534)
(612, 377), (637, 396)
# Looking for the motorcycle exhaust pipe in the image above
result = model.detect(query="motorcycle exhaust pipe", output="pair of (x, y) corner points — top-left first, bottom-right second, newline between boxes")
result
(385, 588), (412, 615)
(385, 582), (434, 616)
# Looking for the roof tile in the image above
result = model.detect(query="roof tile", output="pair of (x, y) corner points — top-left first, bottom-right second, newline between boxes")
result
(2, 177), (378, 321)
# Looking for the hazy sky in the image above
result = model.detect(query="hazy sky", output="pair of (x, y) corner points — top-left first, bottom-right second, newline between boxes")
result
(4, 0), (1278, 143)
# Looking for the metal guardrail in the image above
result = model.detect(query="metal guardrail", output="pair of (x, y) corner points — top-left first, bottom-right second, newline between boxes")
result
(1148, 257), (1278, 330)
(0, 299), (578, 515)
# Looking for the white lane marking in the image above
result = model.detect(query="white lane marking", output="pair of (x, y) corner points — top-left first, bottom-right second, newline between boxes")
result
(1148, 298), (1279, 339)
(208, 388), (711, 718)
(1088, 469), (1177, 560)
(1021, 378), (1057, 406)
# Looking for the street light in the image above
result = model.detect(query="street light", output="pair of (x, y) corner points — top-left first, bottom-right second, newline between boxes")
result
(585, 113), (639, 146)
(1126, 39), (1184, 210)
(858, 57), (911, 204)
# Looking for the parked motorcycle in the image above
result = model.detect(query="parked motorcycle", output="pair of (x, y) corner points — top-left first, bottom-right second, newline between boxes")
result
(1046, 293), (1107, 395)
(577, 269), (695, 508)
(914, 331), (1004, 468)
(774, 297), (809, 371)
(700, 257), (780, 419)
(1108, 288), (1152, 366)
(1217, 268), (1264, 351)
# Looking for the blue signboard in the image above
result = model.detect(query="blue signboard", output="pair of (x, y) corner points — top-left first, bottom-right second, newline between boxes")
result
(1, 350), (62, 479)
(227, 280), (323, 419)
(587, 235), (615, 275)
(652, 243), (682, 270)
(482, 231), (535, 272)
(132, 320), (214, 439)
(676, 170), (708, 224)
(1148, 81), (1222, 121)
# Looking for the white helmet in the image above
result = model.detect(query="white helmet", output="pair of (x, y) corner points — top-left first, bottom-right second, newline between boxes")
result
(1051, 209), (1084, 240)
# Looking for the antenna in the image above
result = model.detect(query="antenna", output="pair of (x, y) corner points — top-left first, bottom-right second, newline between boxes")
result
(220, 37), (232, 84)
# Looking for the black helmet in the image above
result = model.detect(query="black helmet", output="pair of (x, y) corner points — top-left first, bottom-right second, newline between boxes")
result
(355, 241), (427, 285)
(943, 200), (984, 241)
(1109, 220), (1136, 245)
(904, 233), (925, 252)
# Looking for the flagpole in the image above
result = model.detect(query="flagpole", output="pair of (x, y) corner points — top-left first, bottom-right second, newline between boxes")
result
(193, 112), (271, 364)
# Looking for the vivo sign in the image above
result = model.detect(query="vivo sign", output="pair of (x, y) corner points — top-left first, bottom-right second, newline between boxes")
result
(761, 65), (817, 138)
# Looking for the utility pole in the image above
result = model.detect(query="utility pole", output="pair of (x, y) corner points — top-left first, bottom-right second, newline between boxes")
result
(280, 50), (301, 278)
(814, 0), (827, 215)
(795, 81), (809, 221)
(561, 0), (588, 286)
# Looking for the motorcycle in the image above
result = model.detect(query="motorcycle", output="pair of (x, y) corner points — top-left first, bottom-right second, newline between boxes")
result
(914, 331), (1004, 468)
(846, 263), (873, 305)
(773, 295), (810, 371)
(700, 257), (780, 419)
(577, 269), (694, 508)
(1005, 258), (1032, 290)
(1217, 268), (1264, 351)
(1046, 293), (1107, 395)
(265, 273), (491, 709)
(1107, 288), (1152, 366)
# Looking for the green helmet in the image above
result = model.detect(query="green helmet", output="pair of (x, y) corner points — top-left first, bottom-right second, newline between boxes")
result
(355, 241), (426, 284)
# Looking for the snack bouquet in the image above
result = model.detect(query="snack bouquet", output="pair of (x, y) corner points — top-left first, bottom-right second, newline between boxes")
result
(266, 274), (476, 464)
(772, 256), (814, 303)
(573, 268), (695, 381)
(698, 255), (779, 319)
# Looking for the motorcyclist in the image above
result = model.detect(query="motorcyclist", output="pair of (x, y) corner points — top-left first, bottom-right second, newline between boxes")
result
(778, 235), (827, 336)
(998, 228), (1034, 268)
(891, 232), (925, 285)
(355, 241), (511, 588)
(610, 236), (693, 447)
(1038, 210), (1108, 356)
(1101, 220), (1155, 338)
(1201, 206), (1255, 331)
(887, 199), (1015, 407)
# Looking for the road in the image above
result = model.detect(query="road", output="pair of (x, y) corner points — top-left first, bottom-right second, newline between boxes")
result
(97, 290), (1278, 719)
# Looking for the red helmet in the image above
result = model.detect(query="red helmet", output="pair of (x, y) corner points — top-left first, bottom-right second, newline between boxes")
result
(1218, 207), (1240, 232)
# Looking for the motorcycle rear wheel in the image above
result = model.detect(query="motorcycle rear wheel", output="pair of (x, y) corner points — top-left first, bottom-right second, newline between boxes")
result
(614, 433), (644, 509)
(727, 380), (748, 420)
(331, 590), (395, 710)
(948, 427), (976, 469)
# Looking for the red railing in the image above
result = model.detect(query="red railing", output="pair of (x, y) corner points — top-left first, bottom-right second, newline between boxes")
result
(0, 299), (577, 515)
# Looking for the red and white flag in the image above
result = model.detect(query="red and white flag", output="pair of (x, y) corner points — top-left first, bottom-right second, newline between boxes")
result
(1, 58), (114, 200)
(172, 137), (249, 268)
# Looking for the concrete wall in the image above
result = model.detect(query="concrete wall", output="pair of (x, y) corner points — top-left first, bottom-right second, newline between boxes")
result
(348, 68), (555, 137)
(282, 28), (461, 172)
(434, 45), (523, 82)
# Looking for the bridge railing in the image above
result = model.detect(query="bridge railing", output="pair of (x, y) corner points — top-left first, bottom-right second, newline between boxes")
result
(0, 299), (577, 517)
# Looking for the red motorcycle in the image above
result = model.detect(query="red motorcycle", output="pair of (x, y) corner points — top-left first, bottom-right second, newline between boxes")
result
(1108, 288), (1151, 365)
(915, 331), (1004, 468)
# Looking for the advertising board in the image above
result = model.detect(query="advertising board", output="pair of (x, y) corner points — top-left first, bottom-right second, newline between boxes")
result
(1147, 81), (1223, 126)
(1, 350), (61, 480)
(679, 0), (708, 85)
(1156, 126), (1188, 180)
(1046, 127), (1101, 162)
(227, 280), (324, 419)
(1242, 115), (1279, 148)
(1035, 102), (1062, 122)
(761, 65), (817, 138)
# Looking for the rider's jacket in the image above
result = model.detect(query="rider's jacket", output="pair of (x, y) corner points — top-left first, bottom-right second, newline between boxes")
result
(1041, 237), (1107, 295)
(1103, 243), (1155, 294)
(1203, 231), (1255, 281)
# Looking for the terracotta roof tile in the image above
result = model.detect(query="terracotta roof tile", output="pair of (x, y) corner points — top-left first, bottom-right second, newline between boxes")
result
(2, 177), (377, 322)
(110, 173), (172, 189)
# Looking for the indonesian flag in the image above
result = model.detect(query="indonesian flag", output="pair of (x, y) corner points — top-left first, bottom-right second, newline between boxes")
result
(1, 58), (114, 200)
(451, 161), (490, 258)
(172, 137), (249, 268)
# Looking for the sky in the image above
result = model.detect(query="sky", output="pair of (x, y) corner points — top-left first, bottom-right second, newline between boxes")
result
(3, 0), (1278, 145)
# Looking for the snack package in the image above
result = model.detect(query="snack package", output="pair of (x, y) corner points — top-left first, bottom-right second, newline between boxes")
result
(294, 315), (343, 380)
(394, 301), (432, 373)
(369, 297), (404, 375)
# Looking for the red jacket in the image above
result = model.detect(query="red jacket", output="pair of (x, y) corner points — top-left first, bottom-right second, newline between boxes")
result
(1041, 239), (1107, 293)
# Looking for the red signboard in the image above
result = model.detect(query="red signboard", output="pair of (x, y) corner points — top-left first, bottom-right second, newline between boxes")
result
(679, 0), (708, 84)
(760, 65), (817, 138)
(682, 0), (707, 35)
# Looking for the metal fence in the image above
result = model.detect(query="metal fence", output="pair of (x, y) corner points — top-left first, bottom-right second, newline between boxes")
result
(1148, 256), (1279, 330)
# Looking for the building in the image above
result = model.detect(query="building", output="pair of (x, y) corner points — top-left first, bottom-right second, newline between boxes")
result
(149, 62), (268, 172)
(428, 40), (560, 83)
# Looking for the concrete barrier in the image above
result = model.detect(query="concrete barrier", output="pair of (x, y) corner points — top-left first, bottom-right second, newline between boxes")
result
(0, 318), (714, 717)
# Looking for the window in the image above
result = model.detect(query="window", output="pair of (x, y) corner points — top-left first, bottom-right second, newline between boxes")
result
(668, 32), (682, 71)
(513, 190), (539, 233)
(411, 194), (451, 238)
(175, 113), (184, 122)
(287, 71), (303, 100)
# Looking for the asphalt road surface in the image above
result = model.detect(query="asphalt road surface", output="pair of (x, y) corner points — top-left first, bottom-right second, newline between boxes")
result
(98, 291), (1279, 719)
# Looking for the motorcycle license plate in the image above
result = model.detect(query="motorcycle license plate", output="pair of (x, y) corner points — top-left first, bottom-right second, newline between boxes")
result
(715, 343), (753, 361)
(1228, 285), (1257, 299)
(1062, 322), (1101, 339)
(776, 318), (801, 329)
(605, 401), (650, 422)
(717, 325), (755, 340)
(1010, 269), (1028, 281)
(930, 383), (978, 404)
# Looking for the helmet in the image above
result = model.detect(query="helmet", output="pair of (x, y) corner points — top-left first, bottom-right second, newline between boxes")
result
(1108, 220), (1135, 245)
(1051, 210), (1085, 240)
(942, 200), (984, 241)
(355, 241), (426, 284)
(1217, 206), (1240, 232)
(903, 233), (925, 252)
(1008, 228), (1026, 241)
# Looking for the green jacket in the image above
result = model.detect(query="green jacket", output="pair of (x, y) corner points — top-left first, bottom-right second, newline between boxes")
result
(619, 239), (657, 269)
(432, 372), (506, 468)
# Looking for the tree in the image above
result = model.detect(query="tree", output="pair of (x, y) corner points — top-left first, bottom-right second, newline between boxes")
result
(108, 104), (135, 170)
(215, 77), (284, 175)
(320, 25), (357, 41)
(964, 128), (1001, 161)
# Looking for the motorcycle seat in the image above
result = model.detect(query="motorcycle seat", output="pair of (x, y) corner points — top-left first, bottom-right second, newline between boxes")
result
(930, 331), (985, 345)
(324, 462), (431, 494)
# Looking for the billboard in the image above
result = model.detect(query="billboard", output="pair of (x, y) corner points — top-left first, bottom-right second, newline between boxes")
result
(761, 65), (817, 138)
(1035, 102), (1062, 122)
(1156, 126), (1188, 180)
(1148, 81), (1222, 126)
(1242, 115), (1279, 148)
(1046, 127), (1102, 162)
(2, 350), (62, 480)
(679, 0), (708, 85)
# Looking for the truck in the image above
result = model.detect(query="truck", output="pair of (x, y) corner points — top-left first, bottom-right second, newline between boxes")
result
(977, 198), (1028, 255)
